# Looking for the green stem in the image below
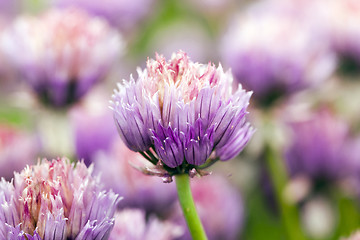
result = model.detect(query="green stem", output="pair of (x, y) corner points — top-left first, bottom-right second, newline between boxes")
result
(265, 144), (306, 240)
(175, 174), (208, 240)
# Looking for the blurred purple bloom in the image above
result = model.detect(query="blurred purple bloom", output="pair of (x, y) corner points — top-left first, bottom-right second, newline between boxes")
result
(312, 0), (360, 66)
(111, 51), (254, 177)
(0, 124), (40, 181)
(0, 158), (120, 240)
(285, 109), (355, 181)
(221, 7), (336, 104)
(93, 139), (177, 214)
(1, 8), (123, 108)
(109, 208), (183, 240)
(0, 0), (18, 18)
(53, 0), (154, 32)
(170, 175), (244, 240)
(70, 91), (118, 166)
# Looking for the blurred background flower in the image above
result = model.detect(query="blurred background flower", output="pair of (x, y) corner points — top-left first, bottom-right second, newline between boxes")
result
(93, 139), (178, 215)
(0, 123), (40, 180)
(284, 108), (355, 183)
(221, 4), (336, 106)
(1, 7), (123, 108)
(109, 208), (183, 240)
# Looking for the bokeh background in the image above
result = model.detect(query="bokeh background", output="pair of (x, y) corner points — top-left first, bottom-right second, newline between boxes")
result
(1, 0), (360, 239)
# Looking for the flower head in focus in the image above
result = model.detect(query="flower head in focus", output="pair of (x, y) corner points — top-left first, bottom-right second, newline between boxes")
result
(109, 208), (183, 240)
(0, 124), (40, 180)
(111, 51), (254, 181)
(1, 8), (123, 108)
(0, 158), (120, 240)
(221, 7), (336, 105)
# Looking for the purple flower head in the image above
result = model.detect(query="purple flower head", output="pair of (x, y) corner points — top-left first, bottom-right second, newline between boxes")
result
(285, 109), (355, 182)
(111, 51), (254, 179)
(221, 7), (336, 105)
(0, 158), (120, 240)
(170, 175), (244, 239)
(109, 208), (183, 240)
(53, 0), (154, 32)
(1, 8), (123, 108)
(93, 139), (177, 214)
(0, 125), (40, 181)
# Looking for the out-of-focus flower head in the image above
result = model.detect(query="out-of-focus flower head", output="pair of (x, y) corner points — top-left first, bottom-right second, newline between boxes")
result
(170, 175), (244, 239)
(311, 0), (360, 69)
(93, 138), (177, 214)
(109, 208), (183, 240)
(1, 8), (123, 108)
(111, 51), (254, 181)
(0, 158), (120, 239)
(0, 124), (40, 180)
(70, 90), (118, 166)
(284, 108), (355, 182)
(53, 0), (154, 32)
(221, 6), (336, 105)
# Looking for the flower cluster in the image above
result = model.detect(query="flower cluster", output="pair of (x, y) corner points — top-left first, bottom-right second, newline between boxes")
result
(1, 8), (123, 107)
(111, 51), (254, 179)
(0, 158), (119, 240)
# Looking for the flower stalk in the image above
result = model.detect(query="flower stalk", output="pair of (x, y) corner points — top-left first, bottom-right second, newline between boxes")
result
(175, 174), (208, 240)
(264, 118), (306, 240)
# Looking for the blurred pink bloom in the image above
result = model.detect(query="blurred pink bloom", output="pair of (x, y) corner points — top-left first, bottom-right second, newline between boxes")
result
(312, 0), (360, 64)
(0, 124), (40, 180)
(109, 209), (183, 240)
(221, 5), (336, 104)
(93, 138), (178, 214)
(1, 8), (123, 107)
